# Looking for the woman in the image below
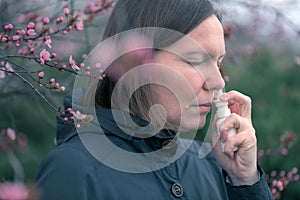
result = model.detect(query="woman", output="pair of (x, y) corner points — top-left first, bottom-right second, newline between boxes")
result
(35, 0), (273, 199)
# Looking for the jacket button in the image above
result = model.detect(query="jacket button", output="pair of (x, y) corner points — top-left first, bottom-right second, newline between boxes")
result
(171, 183), (183, 198)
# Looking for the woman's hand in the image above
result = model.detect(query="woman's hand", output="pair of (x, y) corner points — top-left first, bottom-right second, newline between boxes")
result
(212, 90), (259, 186)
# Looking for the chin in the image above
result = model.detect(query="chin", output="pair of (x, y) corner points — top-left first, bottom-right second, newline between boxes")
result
(164, 112), (208, 132)
(178, 115), (207, 132)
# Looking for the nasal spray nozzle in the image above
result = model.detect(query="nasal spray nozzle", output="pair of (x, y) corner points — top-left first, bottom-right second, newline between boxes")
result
(214, 90), (238, 152)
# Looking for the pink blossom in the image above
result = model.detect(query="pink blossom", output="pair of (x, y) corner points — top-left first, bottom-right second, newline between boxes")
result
(69, 55), (80, 71)
(39, 49), (51, 65)
(17, 133), (27, 149)
(20, 29), (26, 35)
(27, 22), (35, 29)
(5, 62), (14, 72)
(1, 37), (8, 42)
(270, 170), (277, 177)
(82, 54), (88, 59)
(18, 46), (26, 53)
(18, 15), (26, 23)
(0, 70), (5, 79)
(292, 167), (298, 174)
(279, 147), (288, 155)
(73, 111), (87, 120)
(12, 35), (20, 41)
(51, 52), (57, 58)
(277, 180), (283, 188)
(95, 63), (101, 68)
(27, 29), (36, 36)
(43, 17), (50, 24)
(294, 175), (299, 181)
(62, 30), (68, 35)
(30, 47), (35, 53)
(7, 128), (16, 141)
(44, 36), (52, 48)
(38, 71), (45, 78)
(49, 78), (55, 83)
(88, 2), (101, 12)
(60, 86), (66, 91)
(288, 172), (293, 179)
(98, 75), (105, 80)
(62, 64), (67, 69)
(56, 16), (64, 24)
(75, 20), (84, 31)
(0, 61), (5, 66)
(257, 149), (264, 158)
(54, 82), (60, 88)
(4, 24), (13, 31)
(64, 8), (70, 15)
(0, 182), (28, 200)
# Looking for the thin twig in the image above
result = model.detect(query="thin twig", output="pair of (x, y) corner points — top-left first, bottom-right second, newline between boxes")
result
(10, 71), (58, 111)
(7, 152), (24, 182)
(0, 55), (38, 60)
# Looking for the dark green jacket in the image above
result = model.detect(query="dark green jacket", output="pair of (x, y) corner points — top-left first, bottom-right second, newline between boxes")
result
(35, 92), (273, 200)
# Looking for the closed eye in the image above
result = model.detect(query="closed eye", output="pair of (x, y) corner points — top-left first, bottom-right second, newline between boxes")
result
(184, 59), (206, 67)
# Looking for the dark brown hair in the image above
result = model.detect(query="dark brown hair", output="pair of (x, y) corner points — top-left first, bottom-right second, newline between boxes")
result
(92, 0), (217, 120)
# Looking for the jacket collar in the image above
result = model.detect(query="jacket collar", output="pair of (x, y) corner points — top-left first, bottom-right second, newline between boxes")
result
(56, 90), (176, 145)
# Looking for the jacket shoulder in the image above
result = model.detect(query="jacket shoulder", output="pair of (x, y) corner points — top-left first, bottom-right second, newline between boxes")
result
(35, 136), (99, 200)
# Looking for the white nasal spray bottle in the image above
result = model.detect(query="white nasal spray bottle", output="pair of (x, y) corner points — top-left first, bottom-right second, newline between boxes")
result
(214, 90), (238, 152)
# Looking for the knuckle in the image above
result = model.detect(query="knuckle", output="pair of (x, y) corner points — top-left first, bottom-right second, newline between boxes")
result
(224, 147), (232, 154)
(230, 113), (240, 119)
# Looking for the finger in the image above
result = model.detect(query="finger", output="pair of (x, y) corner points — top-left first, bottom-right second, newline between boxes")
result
(220, 90), (252, 119)
(223, 130), (257, 158)
(221, 90), (251, 106)
(219, 113), (242, 142)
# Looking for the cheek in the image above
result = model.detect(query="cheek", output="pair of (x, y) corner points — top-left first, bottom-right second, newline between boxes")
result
(152, 84), (209, 131)
(189, 74), (205, 92)
(153, 85), (182, 120)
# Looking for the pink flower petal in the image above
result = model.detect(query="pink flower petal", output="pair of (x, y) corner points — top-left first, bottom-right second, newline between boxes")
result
(69, 55), (80, 71)
(7, 128), (16, 141)
(5, 62), (14, 72)
(0, 70), (5, 79)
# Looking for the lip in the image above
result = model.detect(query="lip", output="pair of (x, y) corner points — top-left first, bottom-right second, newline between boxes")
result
(189, 103), (212, 113)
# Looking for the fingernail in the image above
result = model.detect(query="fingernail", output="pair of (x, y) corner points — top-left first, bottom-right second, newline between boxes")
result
(220, 93), (229, 101)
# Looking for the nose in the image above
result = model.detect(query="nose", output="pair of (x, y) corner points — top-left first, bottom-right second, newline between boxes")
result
(202, 66), (225, 91)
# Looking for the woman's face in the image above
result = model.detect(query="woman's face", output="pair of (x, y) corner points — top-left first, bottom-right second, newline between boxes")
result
(152, 15), (226, 131)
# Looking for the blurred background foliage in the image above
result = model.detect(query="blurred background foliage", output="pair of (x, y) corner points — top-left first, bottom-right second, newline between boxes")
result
(0, 0), (300, 199)
(225, 45), (300, 199)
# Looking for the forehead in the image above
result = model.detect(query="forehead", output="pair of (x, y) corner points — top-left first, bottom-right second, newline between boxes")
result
(166, 15), (225, 58)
